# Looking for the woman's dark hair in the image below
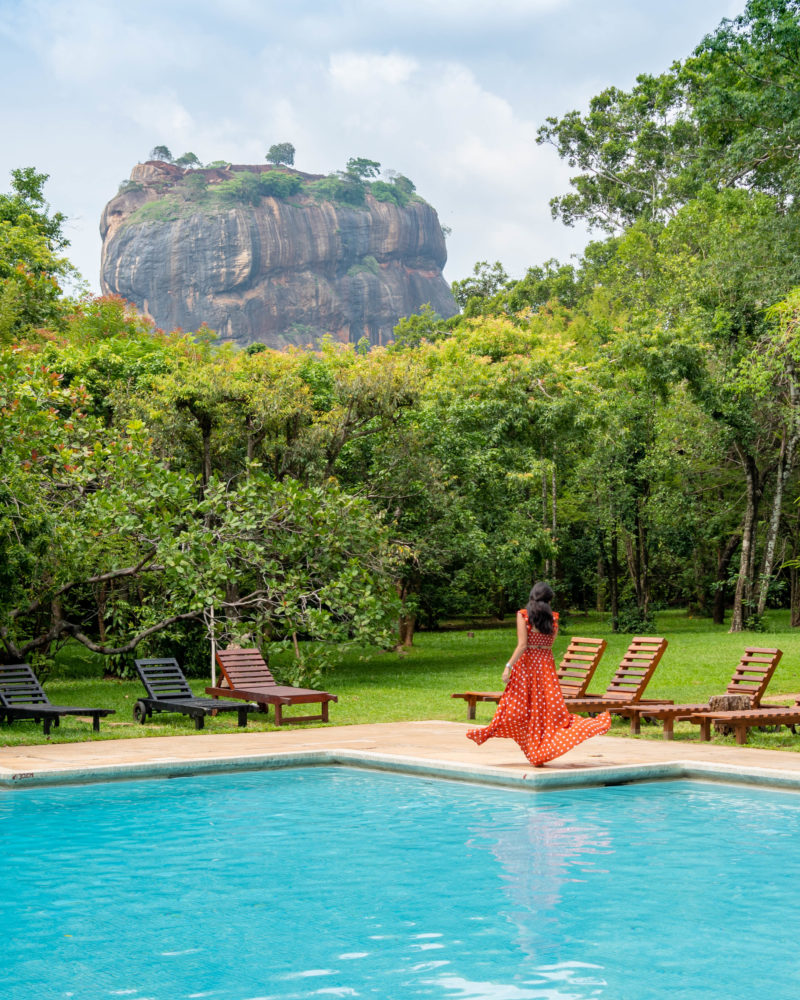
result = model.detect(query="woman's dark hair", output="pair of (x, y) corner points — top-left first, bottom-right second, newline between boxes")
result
(526, 581), (555, 634)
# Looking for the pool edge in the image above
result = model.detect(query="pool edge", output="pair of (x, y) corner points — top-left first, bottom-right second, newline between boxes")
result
(4, 749), (800, 793)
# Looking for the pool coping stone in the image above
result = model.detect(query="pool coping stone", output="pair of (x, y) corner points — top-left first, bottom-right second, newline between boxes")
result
(5, 721), (800, 793)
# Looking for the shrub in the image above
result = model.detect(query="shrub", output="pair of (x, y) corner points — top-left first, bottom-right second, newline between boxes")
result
(259, 171), (302, 198)
(370, 181), (402, 206)
(611, 602), (655, 633)
(310, 174), (366, 206)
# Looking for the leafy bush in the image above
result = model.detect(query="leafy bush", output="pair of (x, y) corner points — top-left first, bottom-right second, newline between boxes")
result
(259, 171), (302, 198)
(612, 603), (655, 633)
(117, 180), (144, 195)
(217, 172), (263, 206)
(310, 174), (366, 206)
(370, 181), (403, 206)
(180, 172), (208, 200)
(216, 170), (301, 205)
(348, 255), (380, 277)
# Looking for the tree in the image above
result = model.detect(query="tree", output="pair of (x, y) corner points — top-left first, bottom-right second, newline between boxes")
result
(537, 1), (800, 232)
(266, 142), (296, 167)
(175, 152), (201, 169)
(346, 157), (381, 179)
(181, 171), (208, 200)
(0, 168), (71, 340)
(149, 145), (173, 163)
(451, 261), (510, 311)
(0, 329), (402, 677)
(687, 0), (800, 203)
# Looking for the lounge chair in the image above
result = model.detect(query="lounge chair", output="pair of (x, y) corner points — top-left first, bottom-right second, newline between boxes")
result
(689, 697), (800, 744)
(617, 646), (783, 739)
(134, 658), (252, 729)
(206, 647), (337, 725)
(0, 662), (115, 736)
(451, 637), (608, 720)
(563, 636), (669, 715)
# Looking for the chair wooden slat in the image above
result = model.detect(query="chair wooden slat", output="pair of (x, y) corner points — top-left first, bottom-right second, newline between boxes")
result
(208, 647), (337, 726)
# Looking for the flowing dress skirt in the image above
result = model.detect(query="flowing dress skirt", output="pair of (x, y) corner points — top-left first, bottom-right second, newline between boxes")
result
(467, 613), (611, 766)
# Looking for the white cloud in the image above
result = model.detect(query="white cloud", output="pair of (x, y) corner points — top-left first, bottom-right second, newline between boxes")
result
(124, 92), (195, 138)
(329, 51), (419, 90)
(0, 0), (741, 291)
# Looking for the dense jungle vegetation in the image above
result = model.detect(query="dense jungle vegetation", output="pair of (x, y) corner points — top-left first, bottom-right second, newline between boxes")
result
(4, 0), (800, 683)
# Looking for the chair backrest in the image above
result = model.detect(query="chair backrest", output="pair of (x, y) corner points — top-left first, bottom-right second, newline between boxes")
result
(0, 663), (50, 707)
(134, 658), (194, 702)
(556, 637), (607, 698)
(725, 647), (782, 706)
(215, 647), (278, 690)
(601, 637), (668, 702)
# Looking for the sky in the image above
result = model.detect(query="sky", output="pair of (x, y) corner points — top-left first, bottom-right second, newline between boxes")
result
(1, 0), (743, 293)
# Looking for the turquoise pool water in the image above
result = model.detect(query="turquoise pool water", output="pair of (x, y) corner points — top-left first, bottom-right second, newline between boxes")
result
(1, 768), (799, 999)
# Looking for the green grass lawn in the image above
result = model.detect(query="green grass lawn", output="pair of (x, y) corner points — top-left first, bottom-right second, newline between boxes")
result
(4, 608), (800, 751)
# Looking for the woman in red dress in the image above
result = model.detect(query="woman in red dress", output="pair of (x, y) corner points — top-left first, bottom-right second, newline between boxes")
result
(467, 582), (610, 766)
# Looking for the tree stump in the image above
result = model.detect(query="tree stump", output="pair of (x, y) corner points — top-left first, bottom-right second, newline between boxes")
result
(709, 694), (751, 735)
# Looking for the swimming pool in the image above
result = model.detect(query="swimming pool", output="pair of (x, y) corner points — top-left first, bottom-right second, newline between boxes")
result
(2, 767), (799, 999)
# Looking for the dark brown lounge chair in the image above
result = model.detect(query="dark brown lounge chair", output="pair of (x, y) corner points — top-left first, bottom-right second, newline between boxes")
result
(451, 637), (607, 720)
(207, 647), (337, 725)
(689, 698), (800, 745)
(617, 646), (783, 739)
(0, 662), (114, 735)
(563, 636), (669, 715)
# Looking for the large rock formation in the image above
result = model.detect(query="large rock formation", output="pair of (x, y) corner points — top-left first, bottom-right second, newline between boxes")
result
(100, 162), (457, 348)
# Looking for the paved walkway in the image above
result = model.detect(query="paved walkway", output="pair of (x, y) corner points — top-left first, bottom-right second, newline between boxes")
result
(4, 721), (800, 790)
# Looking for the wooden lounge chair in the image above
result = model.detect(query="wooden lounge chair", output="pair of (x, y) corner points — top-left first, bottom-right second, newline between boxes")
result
(689, 697), (800, 745)
(617, 646), (783, 739)
(451, 637), (608, 720)
(0, 662), (115, 736)
(206, 647), (337, 725)
(563, 636), (669, 715)
(134, 658), (252, 729)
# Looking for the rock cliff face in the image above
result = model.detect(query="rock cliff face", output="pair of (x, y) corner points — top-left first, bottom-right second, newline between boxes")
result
(100, 162), (457, 348)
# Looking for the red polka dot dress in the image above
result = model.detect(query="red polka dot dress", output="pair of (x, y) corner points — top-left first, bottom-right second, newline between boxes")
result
(466, 610), (611, 766)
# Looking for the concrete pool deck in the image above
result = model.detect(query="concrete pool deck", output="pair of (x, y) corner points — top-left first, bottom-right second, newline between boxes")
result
(5, 720), (800, 791)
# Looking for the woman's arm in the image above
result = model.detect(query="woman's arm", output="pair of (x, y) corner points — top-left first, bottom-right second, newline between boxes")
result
(501, 611), (528, 684)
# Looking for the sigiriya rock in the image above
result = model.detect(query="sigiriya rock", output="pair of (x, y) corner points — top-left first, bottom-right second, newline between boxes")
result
(99, 161), (458, 349)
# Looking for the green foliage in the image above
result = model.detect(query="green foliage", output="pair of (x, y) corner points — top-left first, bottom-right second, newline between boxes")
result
(258, 171), (302, 198)
(347, 255), (380, 277)
(217, 172), (263, 206)
(451, 261), (510, 311)
(370, 180), (403, 205)
(180, 172), (208, 200)
(216, 170), (301, 205)
(266, 142), (296, 166)
(117, 179), (144, 195)
(391, 304), (452, 348)
(538, 1), (800, 231)
(175, 152), (200, 169)
(310, 174), (366, 206)
(0, 168), (72, 340)
(149, 145), (173, 162)
(346, 157), (381, 179)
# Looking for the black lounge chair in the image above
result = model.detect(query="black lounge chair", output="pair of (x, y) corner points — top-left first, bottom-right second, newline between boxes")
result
(0, 662), (115, 735)
(134, 658), (253, 729)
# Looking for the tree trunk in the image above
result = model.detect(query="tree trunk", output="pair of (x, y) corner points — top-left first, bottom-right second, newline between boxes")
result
(713, 532), (741, 626)
(622, 506), (648, 616)
(397, 580), (417, 647)
(609, 526), (620, 630)
(730, 452), (761, 632)
(757, 384), (800, 614)
(596, 554), (606, 613)
(550, 460), (557, 580)
(791, 565), (800, 627)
